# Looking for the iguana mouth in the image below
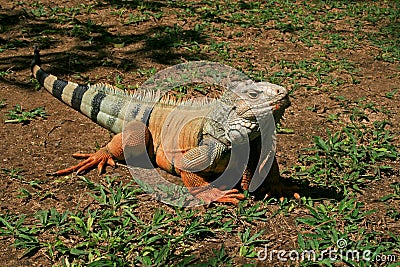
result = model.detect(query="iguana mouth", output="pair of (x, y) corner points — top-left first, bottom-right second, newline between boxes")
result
(275, 95), (291, 111)
(272, 96), (290, 124)
(239, 94), (290, 121)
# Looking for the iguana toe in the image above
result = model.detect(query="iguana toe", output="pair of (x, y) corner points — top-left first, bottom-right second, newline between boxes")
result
(54, 148), (115, 175)
(264, 183), (300, 202)
(191, 187), (245, 205)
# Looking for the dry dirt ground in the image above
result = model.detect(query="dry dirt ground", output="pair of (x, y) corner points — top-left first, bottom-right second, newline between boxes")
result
(0, 0), (399, 266)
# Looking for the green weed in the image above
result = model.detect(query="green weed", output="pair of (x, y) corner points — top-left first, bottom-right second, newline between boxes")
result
(0, 178), (236, 265)
(380, 182), (400, 202)
(238, 228), (268, 258)
(5, 105), (46, 124)
(0, 99), (6, 108)
(385, 88), (398, 99)
(136, 67), (157, 78)
(1, 168), (24, 180)
(294, 117), (397, 194)
(296, 197), (398, 265)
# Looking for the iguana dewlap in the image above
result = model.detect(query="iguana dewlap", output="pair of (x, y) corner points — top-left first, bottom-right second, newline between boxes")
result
(31, 47), (299, 204)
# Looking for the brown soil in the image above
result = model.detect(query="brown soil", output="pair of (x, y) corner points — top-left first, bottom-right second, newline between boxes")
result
(0, 0), (399, 266)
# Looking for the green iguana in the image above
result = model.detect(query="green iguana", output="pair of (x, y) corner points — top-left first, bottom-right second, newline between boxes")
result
(31, 47), (299, 204)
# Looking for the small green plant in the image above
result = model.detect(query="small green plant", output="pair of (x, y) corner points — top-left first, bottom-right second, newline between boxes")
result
(380, 182), (400, 202)
(236, 201), (268, 223)
(0, 99), (6, 109)
(200, 245), (233, 266)
(5, 105), (46, 124)
(238, 228), (268, 257)
(0, 176), (240, 265)
(2, 168), (42, 189)
(123, 13), (150, 25)
(0, 40), (27, 52)
(114, 74), (125, 89)
(0, 70), (11, 77)
(30, 2), (48, 17)
(17, 188), (32, 200)
(1, 168), (24, 180)
(385, 88), (398, 99)
(294, 110), (398, 194)
(296, 197), (399, 265)
(136, 67), (157, 77)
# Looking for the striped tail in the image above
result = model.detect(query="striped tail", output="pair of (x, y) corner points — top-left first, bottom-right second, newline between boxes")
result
(30, 47), (136, 134)
(31, 47), (90, 112)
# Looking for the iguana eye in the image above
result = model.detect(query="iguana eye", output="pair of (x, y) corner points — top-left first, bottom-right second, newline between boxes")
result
(247, 90), (259, 99)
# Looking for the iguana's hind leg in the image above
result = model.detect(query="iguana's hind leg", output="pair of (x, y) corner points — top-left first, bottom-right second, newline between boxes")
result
(181, 171), (245, 205)
(54, 133), (123, 175)
(54, 121), (150, 176)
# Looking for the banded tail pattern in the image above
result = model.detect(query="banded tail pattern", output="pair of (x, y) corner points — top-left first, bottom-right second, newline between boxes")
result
(30, 47), (149, 134)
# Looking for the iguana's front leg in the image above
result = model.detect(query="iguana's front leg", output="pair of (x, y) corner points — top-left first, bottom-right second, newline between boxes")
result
(242, 157), (300, 201)
(181, 171), (245, 204)
(239, 138), (300, 201)
(179, 140), (245, 204)
(263, 158), (300, 200)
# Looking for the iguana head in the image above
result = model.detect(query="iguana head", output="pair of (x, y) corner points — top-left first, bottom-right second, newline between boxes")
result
(217, 80), (290, 144)
(232, 80), (290, 122)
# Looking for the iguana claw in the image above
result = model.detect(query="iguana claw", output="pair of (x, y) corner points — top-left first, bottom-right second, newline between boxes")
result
(264, 183), (301, 202)
(54, 148), (116, 175)
(53, 133), (123, 176)
(214, 189), (246, 204)
(190, 187), (245, 205)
